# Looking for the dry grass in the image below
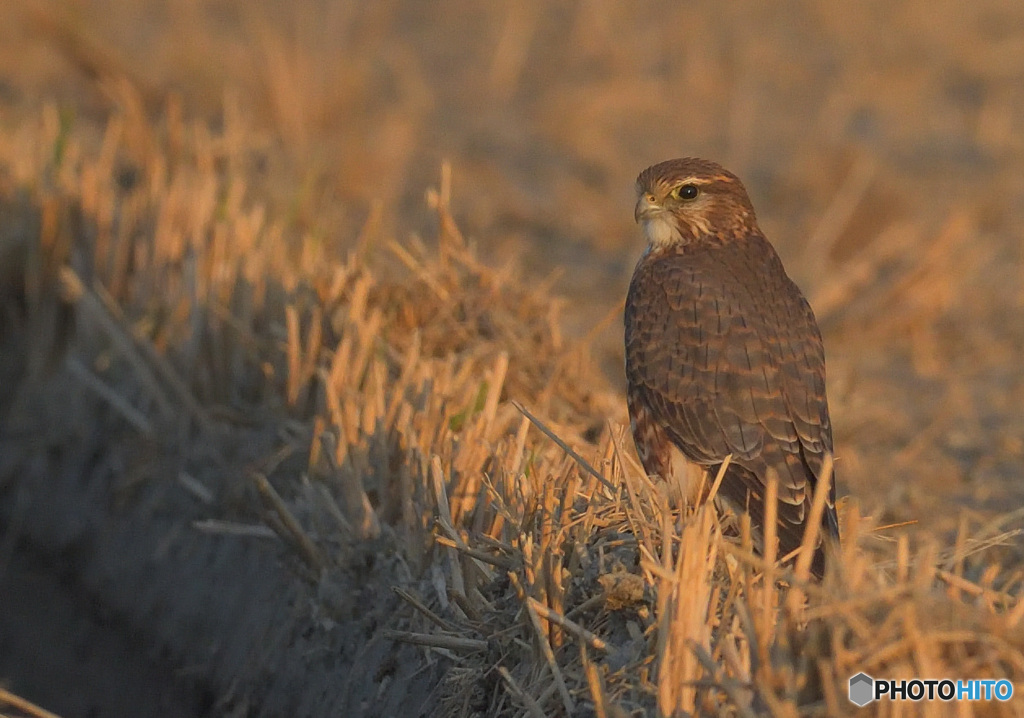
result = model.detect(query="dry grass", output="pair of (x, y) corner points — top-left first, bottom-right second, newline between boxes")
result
(2, 97), (1023, 716)
(2, 1), (1024, 716)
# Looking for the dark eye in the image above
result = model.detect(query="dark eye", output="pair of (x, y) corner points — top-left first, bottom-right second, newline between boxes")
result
(677, 184), (699, 200)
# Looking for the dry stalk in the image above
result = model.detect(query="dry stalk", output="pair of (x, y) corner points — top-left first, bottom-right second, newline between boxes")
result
(497, 666), (546, 718)
(512, 400), (616, 492)
(656, 508), (719, 716)
(383, 630), (487, 653)
(527, 597), (609, 653)
(523, 596), (575, 715)
(251, 471), (326, 572)
(0, 686), (62, 718)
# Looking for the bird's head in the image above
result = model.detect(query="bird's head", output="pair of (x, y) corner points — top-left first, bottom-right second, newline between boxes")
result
(634, 158), (757, 249)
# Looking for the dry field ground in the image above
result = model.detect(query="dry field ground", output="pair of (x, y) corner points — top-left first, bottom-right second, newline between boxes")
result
(1, 1), (1023, 716)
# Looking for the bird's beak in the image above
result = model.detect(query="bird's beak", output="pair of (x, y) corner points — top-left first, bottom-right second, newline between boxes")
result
(634, 193), (660, 223)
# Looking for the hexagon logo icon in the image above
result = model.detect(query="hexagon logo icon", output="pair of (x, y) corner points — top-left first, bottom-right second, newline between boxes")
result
(849, 673), (874, 707)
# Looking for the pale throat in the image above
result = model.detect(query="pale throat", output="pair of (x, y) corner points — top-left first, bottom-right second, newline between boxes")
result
(641, 213), (682, 249)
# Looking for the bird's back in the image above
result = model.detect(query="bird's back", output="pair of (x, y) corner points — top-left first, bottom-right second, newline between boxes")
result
(625, 235), (839, 576)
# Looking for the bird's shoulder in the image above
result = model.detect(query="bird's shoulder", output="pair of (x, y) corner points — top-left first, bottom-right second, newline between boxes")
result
(626, 233), (802, 322)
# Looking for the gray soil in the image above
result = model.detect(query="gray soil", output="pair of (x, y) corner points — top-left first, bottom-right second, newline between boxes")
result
(0, 383), (443, 718)
(0, 542), (207, 718)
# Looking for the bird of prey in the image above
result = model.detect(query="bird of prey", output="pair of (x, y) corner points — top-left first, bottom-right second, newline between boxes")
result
(624, 157), (839, 578)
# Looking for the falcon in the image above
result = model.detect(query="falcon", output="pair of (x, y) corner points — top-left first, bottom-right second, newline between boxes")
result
(624, 158), (839, 578)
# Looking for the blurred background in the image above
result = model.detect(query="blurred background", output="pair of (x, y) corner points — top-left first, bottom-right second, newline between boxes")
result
(2, 0), (1023, 571)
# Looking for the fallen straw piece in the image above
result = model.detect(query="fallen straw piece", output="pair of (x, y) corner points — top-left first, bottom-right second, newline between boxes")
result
(527, 597), (609, 653)
(512, 400), (617, 492)
(382, 629), (487, 653)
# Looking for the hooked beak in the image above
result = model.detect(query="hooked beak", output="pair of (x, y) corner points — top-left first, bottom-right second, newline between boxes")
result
(634, 193), (660, 223)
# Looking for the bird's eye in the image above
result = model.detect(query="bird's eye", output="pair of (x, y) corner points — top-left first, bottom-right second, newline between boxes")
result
(675, 184), (699, 201)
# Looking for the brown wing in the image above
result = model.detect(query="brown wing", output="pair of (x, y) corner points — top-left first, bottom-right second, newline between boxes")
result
(625, 236), (839, 575)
